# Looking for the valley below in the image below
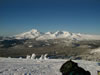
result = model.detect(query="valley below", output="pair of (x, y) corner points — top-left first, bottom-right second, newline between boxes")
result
(0, 29), (100, 62)
(0, 38), (100, 62)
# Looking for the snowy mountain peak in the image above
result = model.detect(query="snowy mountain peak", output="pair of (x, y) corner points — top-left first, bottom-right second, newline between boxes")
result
(14, 29), (41, 39)
(13, 29), (100, 40)
(29, 29), (39, 33)
(54, 31), (71, 35)
(45, 32), (53, 35)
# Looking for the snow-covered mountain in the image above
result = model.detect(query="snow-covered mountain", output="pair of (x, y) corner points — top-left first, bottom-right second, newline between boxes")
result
(14, 29), (42, 39)
(36, 31), (73, 40)
(13, 29), (100, 40)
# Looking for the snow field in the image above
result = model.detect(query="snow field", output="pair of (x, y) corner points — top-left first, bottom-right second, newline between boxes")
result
(0, 58), (100, 75)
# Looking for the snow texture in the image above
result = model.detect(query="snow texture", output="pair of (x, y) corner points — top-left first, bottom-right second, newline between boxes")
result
(0, 58), (100, 75)
(30, 54), (36, 59)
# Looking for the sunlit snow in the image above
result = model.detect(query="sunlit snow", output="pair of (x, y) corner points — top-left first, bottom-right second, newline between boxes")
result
(14, 29), (100, 40)
(0, 58), (100, 75)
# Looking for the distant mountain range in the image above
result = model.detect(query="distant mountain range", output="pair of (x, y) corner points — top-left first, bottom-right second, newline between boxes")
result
(12, 29), (100, 40)
(0, 29), (100, 61)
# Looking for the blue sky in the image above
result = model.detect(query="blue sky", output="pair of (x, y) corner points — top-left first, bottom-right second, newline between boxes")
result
(0, 0), (100, 36)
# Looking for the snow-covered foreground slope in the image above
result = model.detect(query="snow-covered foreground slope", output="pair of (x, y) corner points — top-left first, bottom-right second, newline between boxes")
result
(0, 58), (100, 75)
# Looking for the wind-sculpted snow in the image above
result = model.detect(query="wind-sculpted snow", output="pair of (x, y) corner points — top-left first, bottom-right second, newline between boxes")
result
(0, 58), (100, 75)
